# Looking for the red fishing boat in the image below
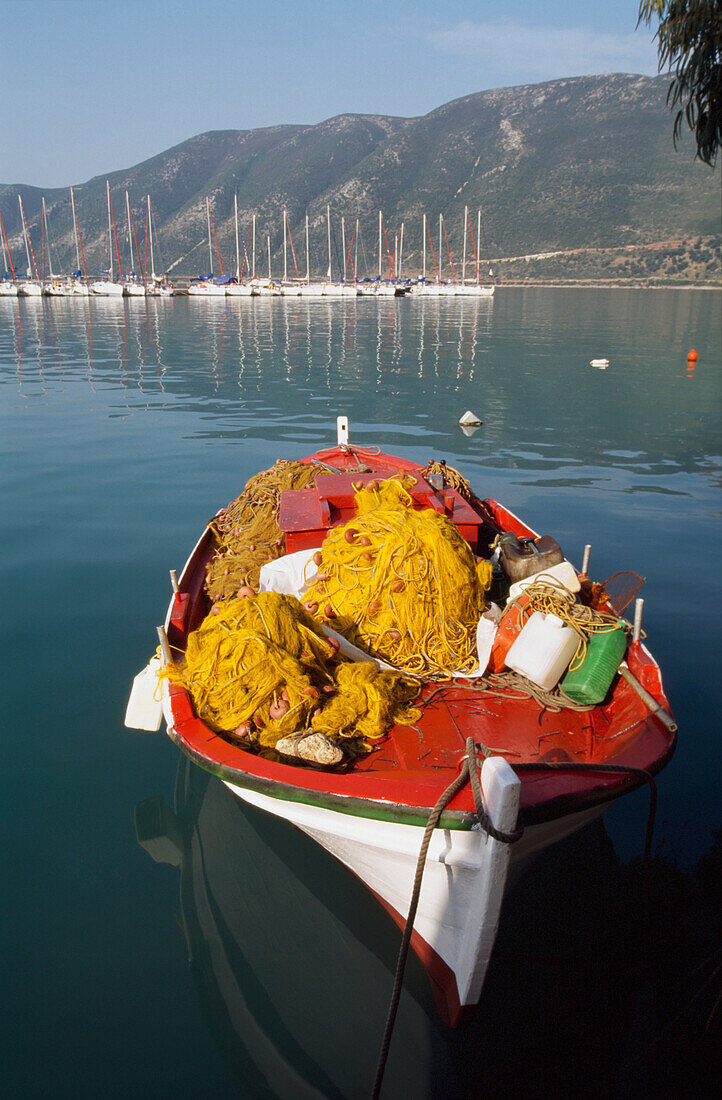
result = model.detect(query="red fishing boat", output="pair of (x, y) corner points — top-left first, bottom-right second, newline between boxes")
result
(127, 419), (676, 1026)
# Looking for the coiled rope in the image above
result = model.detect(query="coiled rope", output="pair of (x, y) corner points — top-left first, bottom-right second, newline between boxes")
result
(519, 578), (628, 671)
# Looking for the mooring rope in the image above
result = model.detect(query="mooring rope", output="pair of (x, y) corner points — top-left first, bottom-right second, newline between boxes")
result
(371, 752), (657, 1098)
(371, 738), (523, 1099)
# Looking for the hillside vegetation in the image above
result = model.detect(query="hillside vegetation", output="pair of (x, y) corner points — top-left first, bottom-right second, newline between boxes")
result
(1, 74), (719, 284)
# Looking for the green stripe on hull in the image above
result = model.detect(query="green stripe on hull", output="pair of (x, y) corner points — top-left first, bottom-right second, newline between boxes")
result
(172, 734), (477, 831)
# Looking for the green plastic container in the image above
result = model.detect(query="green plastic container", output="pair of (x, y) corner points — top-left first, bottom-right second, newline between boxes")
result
(561, 624), (628, 705)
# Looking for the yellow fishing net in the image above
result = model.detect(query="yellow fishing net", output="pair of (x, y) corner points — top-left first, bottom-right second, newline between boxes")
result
(163, 591), (420, 754)
(303, 476), (492, 678)
(205, 460), (333, 601)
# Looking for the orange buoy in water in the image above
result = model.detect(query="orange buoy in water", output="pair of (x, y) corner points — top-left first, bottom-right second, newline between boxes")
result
(687, 349), (698, 362)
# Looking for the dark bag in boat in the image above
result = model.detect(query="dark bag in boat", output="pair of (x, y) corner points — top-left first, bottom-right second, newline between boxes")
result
(499, 534), (564, 584)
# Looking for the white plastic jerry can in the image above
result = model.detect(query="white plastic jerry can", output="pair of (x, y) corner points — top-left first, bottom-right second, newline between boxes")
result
(124, 655), (163, 731)
(505, 612), (578, 691)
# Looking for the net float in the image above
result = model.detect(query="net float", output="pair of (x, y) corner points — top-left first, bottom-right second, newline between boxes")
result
(269, 698), (290, 720)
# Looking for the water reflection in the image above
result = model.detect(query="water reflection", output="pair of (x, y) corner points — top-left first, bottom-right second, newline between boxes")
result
(136, 762), (456, 1100)
(136, 762), (720, 1099)
(1, 290), (719, 487)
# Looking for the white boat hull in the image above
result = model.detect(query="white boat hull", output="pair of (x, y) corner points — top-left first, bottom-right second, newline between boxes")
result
(219, 770), (604, 1019)
(323, 283), (359, 297)
(18, 281), (43, 297)
(454, 284), (495, 297)
(217, 756), (524, 1019)
(123, 282), (146, 297)
(188, 282), (227, 296)
(90, 280), (124, 297)
(0, 282), (18, 296)
(225, 283), (256, 297)
(298, 282), (330, 298)
(412, 283), (457, 297)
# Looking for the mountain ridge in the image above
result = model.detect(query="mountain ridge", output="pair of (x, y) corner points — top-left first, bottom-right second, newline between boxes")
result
(1, 74), (719, 284)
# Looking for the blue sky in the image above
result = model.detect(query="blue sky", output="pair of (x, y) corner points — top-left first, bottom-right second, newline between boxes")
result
(3, 0), (660, 187)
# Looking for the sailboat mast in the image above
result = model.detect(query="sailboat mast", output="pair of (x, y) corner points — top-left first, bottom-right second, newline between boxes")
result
(206, 199), (213, 277)
(283, 209), (288, 282)
(422, 214), (426, 281)
(305, 214), (310, 283)
(341, 217), (346, 283)
(148, 196), (156, 281)
(252, 214), (256, 279)
(462, 205), (468, 286)
(326, 205), (332, 280)
(378, 211), (382, 279)
(477, 209), (482, 283)
(126, 191), (134, 277)
(19, 196), (34, 278)
(70, 188), (81, 272)
(267, 234), (271, 281)
(234, 194), (240, 281)
(105, 181), (114, 281)
(0, 208), (16, 281)
(399, 223), (404, 280)
(43, 197), (54, 279)
(355, 218), (359, 281)
(439, 215), (443, 282)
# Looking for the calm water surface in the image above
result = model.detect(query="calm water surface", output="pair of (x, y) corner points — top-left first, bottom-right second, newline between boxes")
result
(1, 290), (720, 1098)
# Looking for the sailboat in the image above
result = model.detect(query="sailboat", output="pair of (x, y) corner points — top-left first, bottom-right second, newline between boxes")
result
(91, 182), (124, 296)
(144, 196), (174, 297)
(414, 213), (452, 297)
(123, 192), (145, 296)
(0, 207), (18, 295)
(279, 208), (302, 296)
(253, 231), (282, 296)
(298, 213), (329, 297)
(362, 211), (406, 296)
(225, 195), (255, 297)
(68, 187), (89, 295)
(16, 196), (43, 296)
(41, 197), (72, 296)
(188, 198), (227, 297)
(454, 207), (495, 298)
(322, 206), (358, 297)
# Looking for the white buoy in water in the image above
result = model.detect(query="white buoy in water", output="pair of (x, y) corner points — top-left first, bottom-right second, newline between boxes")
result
(459, 410), (482, 426)
(590, 359), (609, 369)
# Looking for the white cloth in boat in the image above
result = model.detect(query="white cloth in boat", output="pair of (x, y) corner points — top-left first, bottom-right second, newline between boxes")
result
(258, 549), (498, 678)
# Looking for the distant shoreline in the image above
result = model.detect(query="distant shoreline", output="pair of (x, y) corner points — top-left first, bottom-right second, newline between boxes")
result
(496, 280), (721, 291)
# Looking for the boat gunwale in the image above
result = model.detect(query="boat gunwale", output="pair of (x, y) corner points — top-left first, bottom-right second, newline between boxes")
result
(163, 443), (676, 830)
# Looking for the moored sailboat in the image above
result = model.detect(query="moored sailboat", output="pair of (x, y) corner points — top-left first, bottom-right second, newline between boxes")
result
(225, 195), (255, 297)
(91, 182), (124, 296)
(454, 206), (495, 297)
(143, 195), (174, 297)
(122, 191), (146, 296)
(0, 206), (18, 295)
(16, 195), (43, 296)
(188, 198), (227, 297)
